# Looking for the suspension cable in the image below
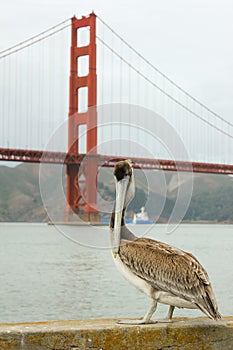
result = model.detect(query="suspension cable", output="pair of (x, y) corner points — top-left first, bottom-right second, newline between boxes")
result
(97, 14), (233, 130)
(96, 34), (233, 140)
(0, 19), (71, 59)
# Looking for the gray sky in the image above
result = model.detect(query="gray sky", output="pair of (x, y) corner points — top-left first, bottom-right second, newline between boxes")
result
(0, 0), (233, 168)
(1, 0), (232, 121)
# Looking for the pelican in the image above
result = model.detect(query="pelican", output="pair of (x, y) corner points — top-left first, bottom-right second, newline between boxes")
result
(110, 160), (221, 324)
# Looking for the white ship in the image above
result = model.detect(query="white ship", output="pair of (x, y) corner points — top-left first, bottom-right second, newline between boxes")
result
(132, 207), (153, 224)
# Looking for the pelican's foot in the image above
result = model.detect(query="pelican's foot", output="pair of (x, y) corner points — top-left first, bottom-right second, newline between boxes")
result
(117, 319), (157, 325)
(153, 318), (173, 324)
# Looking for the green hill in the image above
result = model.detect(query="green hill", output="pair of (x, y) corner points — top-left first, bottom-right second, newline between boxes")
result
(0, 164), (47, 222)
(98, 168), (233, 223)
(0, 163), (232, 222)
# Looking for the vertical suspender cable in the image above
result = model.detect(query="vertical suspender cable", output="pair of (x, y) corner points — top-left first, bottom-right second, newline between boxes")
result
(6, 56), (10, 148)
(14, 51), (17, 148)
(49, 38), (52, 149)
(26, 46), (29, 149)
(101, 20), (105, 152)
(128, 46), (131, 155)
(110, 27), (114, 155)
(119, 39), (123, 156)
(38, 41), (41, 150)
(2, 57), (5, 147)
(29, 45), (33, 149)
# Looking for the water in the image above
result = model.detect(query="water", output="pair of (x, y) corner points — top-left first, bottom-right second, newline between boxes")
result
(0, 223), (232, 323)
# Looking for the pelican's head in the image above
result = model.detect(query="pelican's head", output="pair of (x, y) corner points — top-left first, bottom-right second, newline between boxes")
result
(112, 160), (135, 256)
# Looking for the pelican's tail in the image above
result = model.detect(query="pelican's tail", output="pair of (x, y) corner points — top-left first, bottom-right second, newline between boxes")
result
(196, 284), (222, 321)
(196, 302), (222, 320)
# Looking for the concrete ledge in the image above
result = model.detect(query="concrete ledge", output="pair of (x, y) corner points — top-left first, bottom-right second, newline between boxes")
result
(1, 317), (233, 350)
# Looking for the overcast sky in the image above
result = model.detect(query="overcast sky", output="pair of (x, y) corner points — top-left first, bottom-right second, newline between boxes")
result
(0, 0), (232, 170)
(1, 0), (232, 121)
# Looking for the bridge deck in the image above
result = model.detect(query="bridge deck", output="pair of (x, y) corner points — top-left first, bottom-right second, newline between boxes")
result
(0, 148), (232, 174)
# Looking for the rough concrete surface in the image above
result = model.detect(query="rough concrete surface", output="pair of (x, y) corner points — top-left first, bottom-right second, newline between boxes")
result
(0, 317), (233, 350)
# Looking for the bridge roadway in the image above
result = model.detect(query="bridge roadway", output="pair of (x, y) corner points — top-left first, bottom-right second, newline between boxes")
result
(0, 147), (233, 174)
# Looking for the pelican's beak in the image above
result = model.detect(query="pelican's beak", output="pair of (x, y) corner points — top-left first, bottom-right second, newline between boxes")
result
(113, 175), (130, 257)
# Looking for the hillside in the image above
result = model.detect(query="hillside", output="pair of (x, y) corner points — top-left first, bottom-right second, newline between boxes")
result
(0, 164), (47, 222)
(0, 163), (232, 222)
(98, 168), (233, 223)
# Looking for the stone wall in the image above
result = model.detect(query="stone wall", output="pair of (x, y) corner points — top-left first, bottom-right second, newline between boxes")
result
(1, 317), (233, 350)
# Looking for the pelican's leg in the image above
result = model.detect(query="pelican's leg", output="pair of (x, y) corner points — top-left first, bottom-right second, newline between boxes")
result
(149, 305), (175, 324)
(151, 305), (175, 323)
(166, 305), (175, 320)
(117, 299), (157, 325)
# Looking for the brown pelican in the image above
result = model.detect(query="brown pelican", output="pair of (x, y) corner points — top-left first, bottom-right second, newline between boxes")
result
(110, 160), (221, 324)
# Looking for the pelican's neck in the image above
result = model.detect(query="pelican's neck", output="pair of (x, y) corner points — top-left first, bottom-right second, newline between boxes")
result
(110, 165), (136, 254)
(110, 205), (125, 229)
(110, 206), (135, 242)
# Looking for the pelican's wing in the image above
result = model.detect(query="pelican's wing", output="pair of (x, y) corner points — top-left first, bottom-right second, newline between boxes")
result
(119, 237), (221, 320)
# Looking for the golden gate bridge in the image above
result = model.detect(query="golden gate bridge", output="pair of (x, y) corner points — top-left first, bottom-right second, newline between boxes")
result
(0, 12), (232, 220)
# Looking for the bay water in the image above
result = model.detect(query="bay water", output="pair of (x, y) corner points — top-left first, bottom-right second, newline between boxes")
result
(0, 223), (232, 323)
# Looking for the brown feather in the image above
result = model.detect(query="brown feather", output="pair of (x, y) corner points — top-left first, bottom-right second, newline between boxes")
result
(119, 237), (221, 320)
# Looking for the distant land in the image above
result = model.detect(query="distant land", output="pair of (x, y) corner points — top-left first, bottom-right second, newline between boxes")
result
(0, 163), (232, 223)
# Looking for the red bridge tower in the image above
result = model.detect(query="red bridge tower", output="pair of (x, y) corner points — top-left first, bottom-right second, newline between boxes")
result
(66, 12), (99, 221)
